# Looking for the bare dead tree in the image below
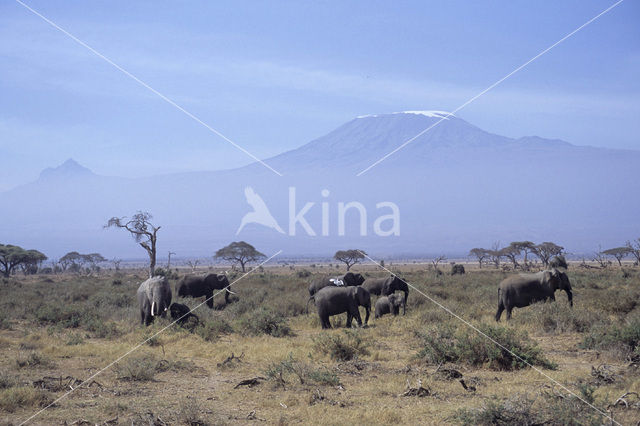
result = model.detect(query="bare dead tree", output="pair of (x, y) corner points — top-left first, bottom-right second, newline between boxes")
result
(105, 211), (160, 277)
(167, 251), (176, 269)
(111, 258), (122, 271)
(187, 259), (200, 272)
(430, 255), (447, 274)
(626, 239), (640, 266)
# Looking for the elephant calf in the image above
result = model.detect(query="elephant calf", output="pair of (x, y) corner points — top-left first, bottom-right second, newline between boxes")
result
(496, 269), (573, 321)
(362, 275), (409, 315)
(169, 302), (199, 327)
(374, 294), (404, 319)
(313, 286), (371, 329)
(137, 276), (172, 326)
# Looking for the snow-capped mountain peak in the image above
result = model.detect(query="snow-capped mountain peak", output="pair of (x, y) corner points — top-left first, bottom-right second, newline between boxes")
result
(357, 110), (454, 119)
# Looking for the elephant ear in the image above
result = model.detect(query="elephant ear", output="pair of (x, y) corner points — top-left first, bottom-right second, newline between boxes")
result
(343, 272), (355, 285)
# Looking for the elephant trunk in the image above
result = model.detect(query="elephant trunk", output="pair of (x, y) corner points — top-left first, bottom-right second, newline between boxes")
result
(363, 305), (370, 326)
(306, 296), (315, 314)
(565, 289), (573, 307)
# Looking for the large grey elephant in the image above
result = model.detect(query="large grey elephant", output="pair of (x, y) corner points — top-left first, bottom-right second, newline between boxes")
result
(137, 276), (172, 326)
(313, 286), (371, 329)
(495, 269), (573, 321)
(306, 272), (365, 312)
(362, 275), (409, 314)
(177, 273), (235, 308)
(374, 293), (404, 319)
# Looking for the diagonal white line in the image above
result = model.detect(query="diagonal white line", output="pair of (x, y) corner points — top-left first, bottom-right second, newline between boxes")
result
(356, 251), (619, 424)
(357, 0), (625, 176)
(18, 250), (283, 425)
(14, 0), (283, 177)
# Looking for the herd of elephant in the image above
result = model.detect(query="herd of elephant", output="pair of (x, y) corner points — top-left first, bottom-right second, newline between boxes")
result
(136, 267), (573, 329)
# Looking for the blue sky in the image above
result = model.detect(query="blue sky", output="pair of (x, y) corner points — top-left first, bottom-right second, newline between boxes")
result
(1, 0), (639, 190)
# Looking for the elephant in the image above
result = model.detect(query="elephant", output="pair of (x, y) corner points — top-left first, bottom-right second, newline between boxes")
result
(176, 273), (236, 308)
(169, 302), (199, 327)
(495, 268), (573, 321)
(306, 272), (366, 313)
(137, 276), (172, 326)
(374, 293), (404, 319)
(362, 275), (409, 314)
(313, 286), (371, 329)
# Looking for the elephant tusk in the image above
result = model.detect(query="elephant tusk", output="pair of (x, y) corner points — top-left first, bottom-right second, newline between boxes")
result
(151, 301), (155, 317)
(226, 289), (237, 295)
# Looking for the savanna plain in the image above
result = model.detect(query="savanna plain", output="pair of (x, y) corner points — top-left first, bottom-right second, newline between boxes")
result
(1, 264), (639, 425)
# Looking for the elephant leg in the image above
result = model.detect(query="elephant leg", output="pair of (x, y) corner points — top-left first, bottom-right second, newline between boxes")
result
(206, 291), (214, 309)
(548, 294), (556, 302)
(144, 312), (153, 326)
(495, 301), (504, 322)
(505, 307), (513, 321)
(351, 307), (362, 327)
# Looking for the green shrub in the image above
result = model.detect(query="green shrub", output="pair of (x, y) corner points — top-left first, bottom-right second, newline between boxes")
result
(454, 393), (601, 426)
(515, 303), (604, 334)
(416, 322), (556, 370)
(197, 318), (233, 342)
(113, 355), (159, 381)
(581, 318), (640, 358)
(265, 353), (340, 386)
(312, 329), (371, 361)
(16, 351), (53, 369)
(297, 269), (312, 278)
(65, 333), (84, 346)
(237, 308), (292, 337)
(0, 386), (52, 413)
(0, 373), (16, 390)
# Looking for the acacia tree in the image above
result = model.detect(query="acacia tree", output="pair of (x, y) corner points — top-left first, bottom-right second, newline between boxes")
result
(469, 248), (489, 268)
(105, 211), (160, 277)
(0, 244), (47, 277)
(532, 242), (564, 267)
(625, 239), (640, 265)
(511, 241), (536, 269)
(215, 241), (265, 272)
(334, 249), (366, 271)
(500, 244), (521, 269)
(601, 247), (632, 267)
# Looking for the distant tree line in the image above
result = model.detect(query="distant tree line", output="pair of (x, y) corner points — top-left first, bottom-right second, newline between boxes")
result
(469, 241), (564, 270)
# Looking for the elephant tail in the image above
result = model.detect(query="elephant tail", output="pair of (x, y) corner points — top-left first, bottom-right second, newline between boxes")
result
(306, 296), (315, 314)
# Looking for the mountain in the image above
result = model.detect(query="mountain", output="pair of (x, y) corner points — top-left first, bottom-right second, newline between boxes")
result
(1, 112), (638, 259)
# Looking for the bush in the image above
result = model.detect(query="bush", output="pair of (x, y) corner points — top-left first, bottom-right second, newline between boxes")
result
(16, 351), (52, 369)
(265, 353), (340, 386)
(0, 386), (52, 413)
(113, 355), (159, 381)
(312, 329), (371, 361)
(416, 322), (556, 370)
(297, 269), (312, 278)
(580, 318), (640, 359)
(237, 308), (292, 337)
(454, 393), (601, 426)
(515, 303), (604, 334)
(196, 318), (233, 342)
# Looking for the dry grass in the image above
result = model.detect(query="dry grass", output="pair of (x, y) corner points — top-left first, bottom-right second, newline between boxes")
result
(0, 266), (639, 425)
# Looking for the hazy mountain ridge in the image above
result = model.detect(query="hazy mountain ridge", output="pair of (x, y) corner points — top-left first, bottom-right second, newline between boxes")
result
(1, 112), (638, 258)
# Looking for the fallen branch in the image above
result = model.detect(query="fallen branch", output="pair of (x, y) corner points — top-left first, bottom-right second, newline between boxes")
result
(234, 377), (266, 389)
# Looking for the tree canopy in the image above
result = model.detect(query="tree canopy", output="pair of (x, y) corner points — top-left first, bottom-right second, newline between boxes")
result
(601, 247), (632, 266)
(334, 249), (366, 271)
(215, 241), (265, 272)
(0, 244), (47, 277)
